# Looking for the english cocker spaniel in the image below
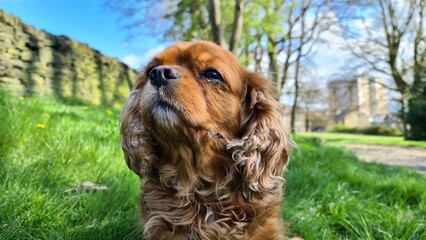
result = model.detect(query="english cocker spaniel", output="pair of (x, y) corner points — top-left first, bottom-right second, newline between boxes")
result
(120, 41), (293, 240)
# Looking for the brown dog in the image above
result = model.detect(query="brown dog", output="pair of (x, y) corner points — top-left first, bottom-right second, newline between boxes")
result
(120, 41), (292, 240)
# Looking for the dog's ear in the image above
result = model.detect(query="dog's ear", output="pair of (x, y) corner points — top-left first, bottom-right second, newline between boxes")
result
(120, 90), (156, 177)
(228, 72), (292, 200)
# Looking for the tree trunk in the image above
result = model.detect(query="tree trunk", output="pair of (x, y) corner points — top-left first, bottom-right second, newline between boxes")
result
(267, 35), (280, 98)
(290, 39), (303, 133)
(377, 0), (413, 138)
(305, 106), (310, 132)
(229, 0), (246, 54)
(254, 35), (263, 72)
(281, 48), (291, 96)
(208, 0), (226, 48)
(290, 3), (307, 134)
(290, 58), (301, 133)
(400, 98), (409, 139)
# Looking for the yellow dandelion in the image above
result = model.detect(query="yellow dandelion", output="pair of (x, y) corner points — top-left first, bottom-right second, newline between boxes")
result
(34, 195), (44, 206)
(106, 110), (113, 116)
(83, 106), (89, 110)
(36, 123), (46, 129)
(18, 96), (25, 101)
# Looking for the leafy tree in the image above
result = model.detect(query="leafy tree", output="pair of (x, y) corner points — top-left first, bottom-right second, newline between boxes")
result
(407, 0), (426, 140)
(335, 0), (426, 139)
(407, 86), (426, 140)
(106, 0), (331, 132)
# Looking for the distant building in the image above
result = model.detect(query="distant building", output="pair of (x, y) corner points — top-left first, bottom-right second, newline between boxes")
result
(328, 76), (388, 127)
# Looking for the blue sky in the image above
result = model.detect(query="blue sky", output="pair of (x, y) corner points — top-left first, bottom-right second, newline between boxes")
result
(0, 0), (354, 75)
(0, 1), (375, 81)
(0, 0), (350, 103)
(0, 1), (400, 112)
(0, 0), (349, 76)
(0, 0), (161, 69)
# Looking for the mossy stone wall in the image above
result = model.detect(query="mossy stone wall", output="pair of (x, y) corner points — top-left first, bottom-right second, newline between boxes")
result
(0, 9), (136, 107)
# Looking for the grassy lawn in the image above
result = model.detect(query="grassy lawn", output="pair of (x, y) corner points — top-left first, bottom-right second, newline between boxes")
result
(299, 132), (426, 149)
(1, 91), (425, 239)
(0, 92), (142, 239)
(285, 137), (426, 239)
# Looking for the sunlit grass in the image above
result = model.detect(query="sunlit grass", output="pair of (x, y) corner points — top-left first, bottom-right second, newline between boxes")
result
(1, 91), (425, 239)
(298, 132), (426, 149)
(0, 92), (142, 239)
(284, 136), (426, 239)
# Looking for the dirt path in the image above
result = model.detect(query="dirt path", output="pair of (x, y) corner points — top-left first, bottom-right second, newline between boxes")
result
(345, 144), (426, 175)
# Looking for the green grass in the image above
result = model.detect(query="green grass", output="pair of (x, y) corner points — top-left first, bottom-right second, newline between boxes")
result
(1, 91), (425, 239)
(299, 132), (426, 149)
(284, 137), (426, 239)
(0, 92), (142, 239)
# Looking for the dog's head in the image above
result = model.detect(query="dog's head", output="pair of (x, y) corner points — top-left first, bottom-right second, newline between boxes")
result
(120, 41), (291, 199)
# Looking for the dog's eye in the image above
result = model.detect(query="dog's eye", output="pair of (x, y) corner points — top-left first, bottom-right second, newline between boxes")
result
(202, 69), (224, 84)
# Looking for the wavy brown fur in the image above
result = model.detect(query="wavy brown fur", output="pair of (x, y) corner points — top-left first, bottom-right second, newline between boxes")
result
(120, 41), (292, 240)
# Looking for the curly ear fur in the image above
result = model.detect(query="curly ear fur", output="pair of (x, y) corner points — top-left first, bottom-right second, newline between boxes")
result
(227, 72), (292, 200)
(120, 90), (156, 177)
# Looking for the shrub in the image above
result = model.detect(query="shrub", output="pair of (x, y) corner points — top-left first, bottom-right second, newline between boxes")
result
(406, 90), (426, 140)
(360, 125), (402, 136)
(329, 124), (402, 136)
(329, 124), (357, 133)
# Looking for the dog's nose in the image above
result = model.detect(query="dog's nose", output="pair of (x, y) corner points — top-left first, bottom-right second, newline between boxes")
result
(148, 66), (180, 87)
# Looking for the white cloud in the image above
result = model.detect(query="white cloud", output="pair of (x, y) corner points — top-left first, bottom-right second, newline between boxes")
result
(143, 45), (166, 62)
(121, 54), (144, 70)
(120, 45), (166, 70)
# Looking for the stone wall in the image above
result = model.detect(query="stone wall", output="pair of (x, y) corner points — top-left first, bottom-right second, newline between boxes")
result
(0, 9), (136, 107)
